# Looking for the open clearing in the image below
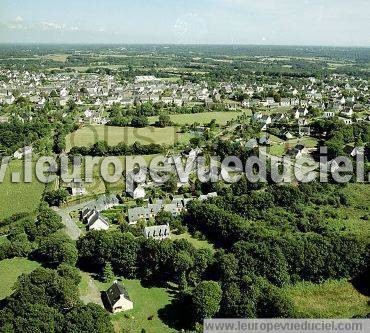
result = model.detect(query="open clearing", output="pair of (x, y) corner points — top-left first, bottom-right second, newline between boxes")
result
(41, 53), (69, 62)
(284, 279), (370, 318)
(0, 160), (45, 220)
(0, 258), (41, 300)
(171, 232), (215, 252)
(149, 110), (251, 125)
(79, 274), (174, 333)
(325, 183), (370, 239)
(66, 125), (186, 151)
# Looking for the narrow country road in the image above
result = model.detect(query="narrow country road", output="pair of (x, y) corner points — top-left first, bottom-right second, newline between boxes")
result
(52, 200), (94, 241)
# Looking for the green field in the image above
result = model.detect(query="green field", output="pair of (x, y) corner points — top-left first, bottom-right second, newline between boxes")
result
(110, 279), (174, 333)
(268, 135), (319, 157)
(66, 125), (186, 151)
(0, 160), (45, 220)
(284, 279), (370, 318)
(149, 110), (251, 126)
(171, 232), (215, 252)
(79, 274), (174, 333)
(0, 258), (41, 300)
(324, 183), (370, 239)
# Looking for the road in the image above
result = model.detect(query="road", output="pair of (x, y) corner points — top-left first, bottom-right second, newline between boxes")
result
(52, 199), (94, 241)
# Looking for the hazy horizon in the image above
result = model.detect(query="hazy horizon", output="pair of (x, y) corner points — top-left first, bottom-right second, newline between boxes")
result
(0, 0), (369, 47)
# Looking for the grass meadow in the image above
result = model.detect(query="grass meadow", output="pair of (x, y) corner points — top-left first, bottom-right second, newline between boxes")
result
(0, 258), (41, 300)
(284, 279), (370, 318)
(66, 125), (186, 151)
(0, 160), (45, 220)
(79, 273), (175, 333)
(149, 110), (251, 126)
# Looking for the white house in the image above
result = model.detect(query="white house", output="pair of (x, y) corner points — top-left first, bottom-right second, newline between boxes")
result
(88, 214), (109, 231)
(13, 146), (32, 159)
(131, 185), (146, 199)
(84, 210), (109, 231)
(284, 132), (294, 140)
(339, 117), (352, 125)
(324, 111), (335, 118)
(143, 225), (170, 240)
(4, 95), (15, 105)
(105, 281), (133, 313)
(70, 179), (87, 196)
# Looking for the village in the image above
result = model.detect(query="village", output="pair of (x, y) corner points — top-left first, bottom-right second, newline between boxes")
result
(0, 44), (369, 333)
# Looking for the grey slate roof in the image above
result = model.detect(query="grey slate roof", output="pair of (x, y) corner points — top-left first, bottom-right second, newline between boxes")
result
(105, 281), (131, 308)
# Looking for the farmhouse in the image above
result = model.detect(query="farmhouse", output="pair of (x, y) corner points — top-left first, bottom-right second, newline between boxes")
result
(105, 281), (133, 313)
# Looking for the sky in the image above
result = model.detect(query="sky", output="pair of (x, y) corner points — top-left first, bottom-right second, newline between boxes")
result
(0, 0), (369, 46)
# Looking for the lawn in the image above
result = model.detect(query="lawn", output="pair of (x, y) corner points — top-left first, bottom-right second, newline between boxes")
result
(110, 279), (175, 333)
(149, 110), (251, 126)
(0, 160), (45, 220)
(0, 258), (41, 300)
(268, 136), (318, 157)
(284, 279), (370, 318)
(79, 273), (175, 333)
(171, 232), (215, 252)
(66, 126), (185, 151)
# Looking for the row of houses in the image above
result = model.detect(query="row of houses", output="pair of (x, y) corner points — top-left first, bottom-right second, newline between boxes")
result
(127, 193), (217, 224)
(80, 195), (120, 231)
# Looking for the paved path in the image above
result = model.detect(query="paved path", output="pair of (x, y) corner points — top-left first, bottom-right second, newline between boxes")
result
(53, 200), (94, 241)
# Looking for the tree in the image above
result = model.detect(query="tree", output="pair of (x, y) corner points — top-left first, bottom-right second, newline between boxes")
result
(11, 267), (80, 311)
(26, 207), (63, 239)
(254, 277), (296, 318)
(173, 250), (194, 290)
(102, 262), (114, 282)
(162, 174), (178, 194)
(131, 116), (149, 128)
(43, 189), (69, 207)
(155, 114), (172, 127)
(64, 303), (114, 333)
(36, 234), (78, 266)
(57, 264), (81, 285)
(91, 141), (109, 156)
(192, 281), (222, 322)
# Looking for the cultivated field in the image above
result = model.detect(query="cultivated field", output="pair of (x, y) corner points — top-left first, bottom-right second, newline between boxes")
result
(0, 160), (45, 220)
(0, 258), (41, 300)
(284, 279), (370, 318)
(149, 110), (251, 126)
(66, 125), (185, 151)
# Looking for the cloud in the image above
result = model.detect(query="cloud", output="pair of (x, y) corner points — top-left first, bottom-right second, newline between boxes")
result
(14, 16), (24, 23)
(1, 18), (82, 33)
